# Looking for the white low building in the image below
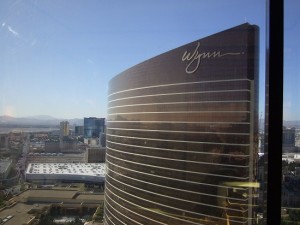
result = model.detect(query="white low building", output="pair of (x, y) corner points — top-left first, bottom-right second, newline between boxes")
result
(25, 163), (105, 184)
(283, 153), (300, 163)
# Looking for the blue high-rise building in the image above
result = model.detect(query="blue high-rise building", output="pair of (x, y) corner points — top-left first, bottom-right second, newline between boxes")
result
(84, 117), (105, 138)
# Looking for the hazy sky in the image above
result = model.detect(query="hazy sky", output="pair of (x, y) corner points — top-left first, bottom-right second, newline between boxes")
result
(0, 0), (298, 120)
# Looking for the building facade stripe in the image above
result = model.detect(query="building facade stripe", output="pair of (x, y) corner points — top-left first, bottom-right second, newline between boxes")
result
(108, 90), (250, 104)
(106, 133), (250, 147)
(105, 179), (248, 224)
(108, 78), (251, 97)
(107, 166), (249, 203)
(107, 173), (247, 213)
(108, 100), (250, 110)
(107, 127), (250, 136)
(105, 23), (259, 225)
(106, 153), (250, 180)
(105, 186), (203, 225)
(107, 140), (250, 157)
(107, 146), (249, 168)
(106, 158), (249, 190)
(105, 189), (168, 225)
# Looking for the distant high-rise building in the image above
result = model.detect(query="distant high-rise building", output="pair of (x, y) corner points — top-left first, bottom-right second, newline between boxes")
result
(75, 125), (84, 136)
(84, 117), (105, 138)
(0, 134), (8, 149)
(0, 159), (13, 180)
(100, 132), (106, 147)
(86, 146), (106, 163)
(45, 140), (60, 153)
(283, 126), (296, 153)
(46, 137), (78, 153)
(105, 24), (259, 225)
(283, 126), (296, 147)
(60, 121), (70, 137)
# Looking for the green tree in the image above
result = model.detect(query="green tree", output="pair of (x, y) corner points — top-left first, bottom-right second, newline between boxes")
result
(94, 202), (104, 222)
(289, 209), (300, 222)
(0, 193), (5, 207)
(37, 214), (55, 225)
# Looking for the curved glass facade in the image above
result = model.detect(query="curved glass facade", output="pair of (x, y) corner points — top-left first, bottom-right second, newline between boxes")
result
(105, 23), (259, 225)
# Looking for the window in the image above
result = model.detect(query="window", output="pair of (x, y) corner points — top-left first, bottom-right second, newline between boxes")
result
(0, 1), (291, 224)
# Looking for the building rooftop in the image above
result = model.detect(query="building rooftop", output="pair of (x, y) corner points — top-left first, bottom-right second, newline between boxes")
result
(26, 163), (105, 177)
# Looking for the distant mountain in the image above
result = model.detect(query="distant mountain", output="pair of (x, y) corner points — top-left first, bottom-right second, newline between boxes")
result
(0, 115), (83, 126)
(1, 115), (298, 129)
(258, 119), (300, 130)
(25, 115), (58, 120)
(283, 120), (300, 128)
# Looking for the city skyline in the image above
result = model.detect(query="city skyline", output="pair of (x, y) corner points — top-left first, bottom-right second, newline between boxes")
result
(0, 1), (299, 120)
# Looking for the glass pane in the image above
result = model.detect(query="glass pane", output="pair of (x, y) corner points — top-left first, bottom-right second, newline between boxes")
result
(105, 2), (266, 225)
(282, 0), (300, 224)
(0, 1), (266, 224)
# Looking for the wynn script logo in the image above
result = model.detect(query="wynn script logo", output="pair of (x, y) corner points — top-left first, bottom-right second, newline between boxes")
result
(181, 42), (244, 74)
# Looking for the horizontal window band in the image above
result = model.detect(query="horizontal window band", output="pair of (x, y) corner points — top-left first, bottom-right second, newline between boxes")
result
(105, 190), (168, 225)
(106, 153), (250, 180)
(106, 133), (250, 147)
(108, 111), (250, 116)
(107, 166), (249, 203)
(107, 127), (250, 136)
(107, 146), (249, 168)
(106, 173), (248, 214)
(109, 89), (250, 103)
(106, 107), (251, 118)
(107, 150), (249, 179)
(106, 140), (250, 157)
(105, 199), (142, 225)
(108, 100), (250, 109)
(106, 159), (249, 190)
(107, 120), (250, 125)
(105, 186), (202, 225)
(107, 121), (250, 134)
(104, 212), (119, 225)
(103, 212), (112, 225)
(105, 180), (249, 224)
(108, 78), (251, 97)
(105, 203), (127, 225)
(107, 130), (251, 146)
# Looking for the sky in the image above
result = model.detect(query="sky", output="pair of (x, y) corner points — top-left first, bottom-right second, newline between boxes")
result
(0, 0), (298, 120)
(284, 1), (300, 121)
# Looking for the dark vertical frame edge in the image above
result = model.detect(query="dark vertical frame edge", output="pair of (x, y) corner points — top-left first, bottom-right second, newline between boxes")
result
(266, 0), (284, 224)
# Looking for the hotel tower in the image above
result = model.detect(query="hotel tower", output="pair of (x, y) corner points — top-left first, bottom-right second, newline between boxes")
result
(105, 23), (259, 225)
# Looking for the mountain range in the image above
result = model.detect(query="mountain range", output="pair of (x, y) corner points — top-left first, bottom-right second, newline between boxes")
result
(0, 115), (84, 127)
(0, 115), (299, 129)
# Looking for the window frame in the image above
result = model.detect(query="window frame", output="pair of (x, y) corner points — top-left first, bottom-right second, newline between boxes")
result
(265, 0), (284, 224)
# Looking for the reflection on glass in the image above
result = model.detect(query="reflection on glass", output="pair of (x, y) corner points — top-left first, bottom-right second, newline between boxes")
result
(282, 1), (300, 224)
(105, 24), (259, 225)
(0, 1), (267, 224)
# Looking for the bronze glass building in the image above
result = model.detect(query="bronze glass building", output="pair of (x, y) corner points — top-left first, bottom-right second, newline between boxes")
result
(105, 23), (259, 225)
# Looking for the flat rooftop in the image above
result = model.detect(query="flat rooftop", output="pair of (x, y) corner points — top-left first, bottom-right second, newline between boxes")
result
(26, 163), (105, 177)
(0, 189), (104, 225)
